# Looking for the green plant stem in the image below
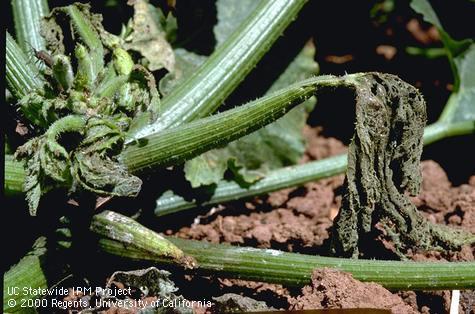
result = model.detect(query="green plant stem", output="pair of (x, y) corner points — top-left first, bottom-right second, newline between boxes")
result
(423, 120), (475, 145)
(5, 118), (474, 200)
(154, 118), (475, 216)
(94, 216), (475, 290)
(3, 237), (48, 313)
(6, 32), (44, 99)
(129, 0), (308, 140)
(91, 211), (189, 264)
(120, 75), (345, 174)
(11, 0), (49, 53)
(65, 4), (104, 77)
(5, 155), (25, 197)
(155, 154), (347, 216)
(405, 46), (446, 59)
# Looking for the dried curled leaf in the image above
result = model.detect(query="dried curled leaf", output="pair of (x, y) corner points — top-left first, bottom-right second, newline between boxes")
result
(15, 116), (84, 215)
(332, 73), (475, 258)
(73, 116), (142, 197)
(124, 0), (175, 72)
(14, 4), (164, 215)
(81, 267), (192, 314)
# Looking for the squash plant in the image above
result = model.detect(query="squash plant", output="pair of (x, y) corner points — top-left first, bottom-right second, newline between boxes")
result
(4, 0), (475, 312)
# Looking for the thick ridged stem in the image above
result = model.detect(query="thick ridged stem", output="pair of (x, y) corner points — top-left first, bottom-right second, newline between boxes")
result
(155, 154), (347, 216)
(6, 32), (44, 99)
(3, 238), (48, 313)
(152, 118), (475, 215)
(66, 4), (104, 77)
(91, 211), (189, 264)
(129, 0), (308, 140)
(423, 120), (475, 145)
(5, 118), (474, 198)
(5, 155), (25, 197)
(94, 216), (475, 290)
(120, 76), (346, 174)
(11, 0), (49, 53)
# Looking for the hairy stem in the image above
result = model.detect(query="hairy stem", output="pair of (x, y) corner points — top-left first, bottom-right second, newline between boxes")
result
(120, 75), (346, 174)
(91, 211), (192, 267)
(6, 32), (44, 99)
(5, 119), (474, 199)
(11, 0), (49, 53)
(3, 238), (48, 313)
(129, 0), (308, 140)
(5, 155), (25, 197)
(65, 4), (104, 78)
(93, 214), (475, 290)
(423, 120), (475, 145)
(155, 154), (347, 216)
(154, 117), (475, 215)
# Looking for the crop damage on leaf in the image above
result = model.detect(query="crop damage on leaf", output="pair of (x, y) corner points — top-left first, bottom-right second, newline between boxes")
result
(4, 0), (475, 313)
(332, 73), (474, 258)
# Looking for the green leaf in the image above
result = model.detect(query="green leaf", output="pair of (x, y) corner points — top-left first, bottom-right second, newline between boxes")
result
(441, 46), (475, 124)
(124, 0), (175, 72)
(184, 150), (229, 187)
(410, 0), (474, 91)
(183, 42), (318, 187)
(214, 0), (260, 47)
(410, 0), (475, 124)
(132, 0), (309, 137)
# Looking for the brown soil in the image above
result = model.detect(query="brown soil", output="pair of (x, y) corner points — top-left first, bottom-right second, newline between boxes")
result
(57, 128), (473, 314)
(173, 126), (475, 313)
(289, 268), (417, 314)
(175, 127), (346, 253)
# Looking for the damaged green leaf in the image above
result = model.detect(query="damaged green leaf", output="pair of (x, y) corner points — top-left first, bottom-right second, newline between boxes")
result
(13, 3), (162, 214)
(124, 0), (175, 72)
(15, 115), (86, 215)
(72, 116), (142, 197)
(42, 3), (105, 76)
(331, 73), (475, 258)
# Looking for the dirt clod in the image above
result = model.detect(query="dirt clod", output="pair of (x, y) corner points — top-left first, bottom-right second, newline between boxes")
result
(289, 268), (418, 314)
